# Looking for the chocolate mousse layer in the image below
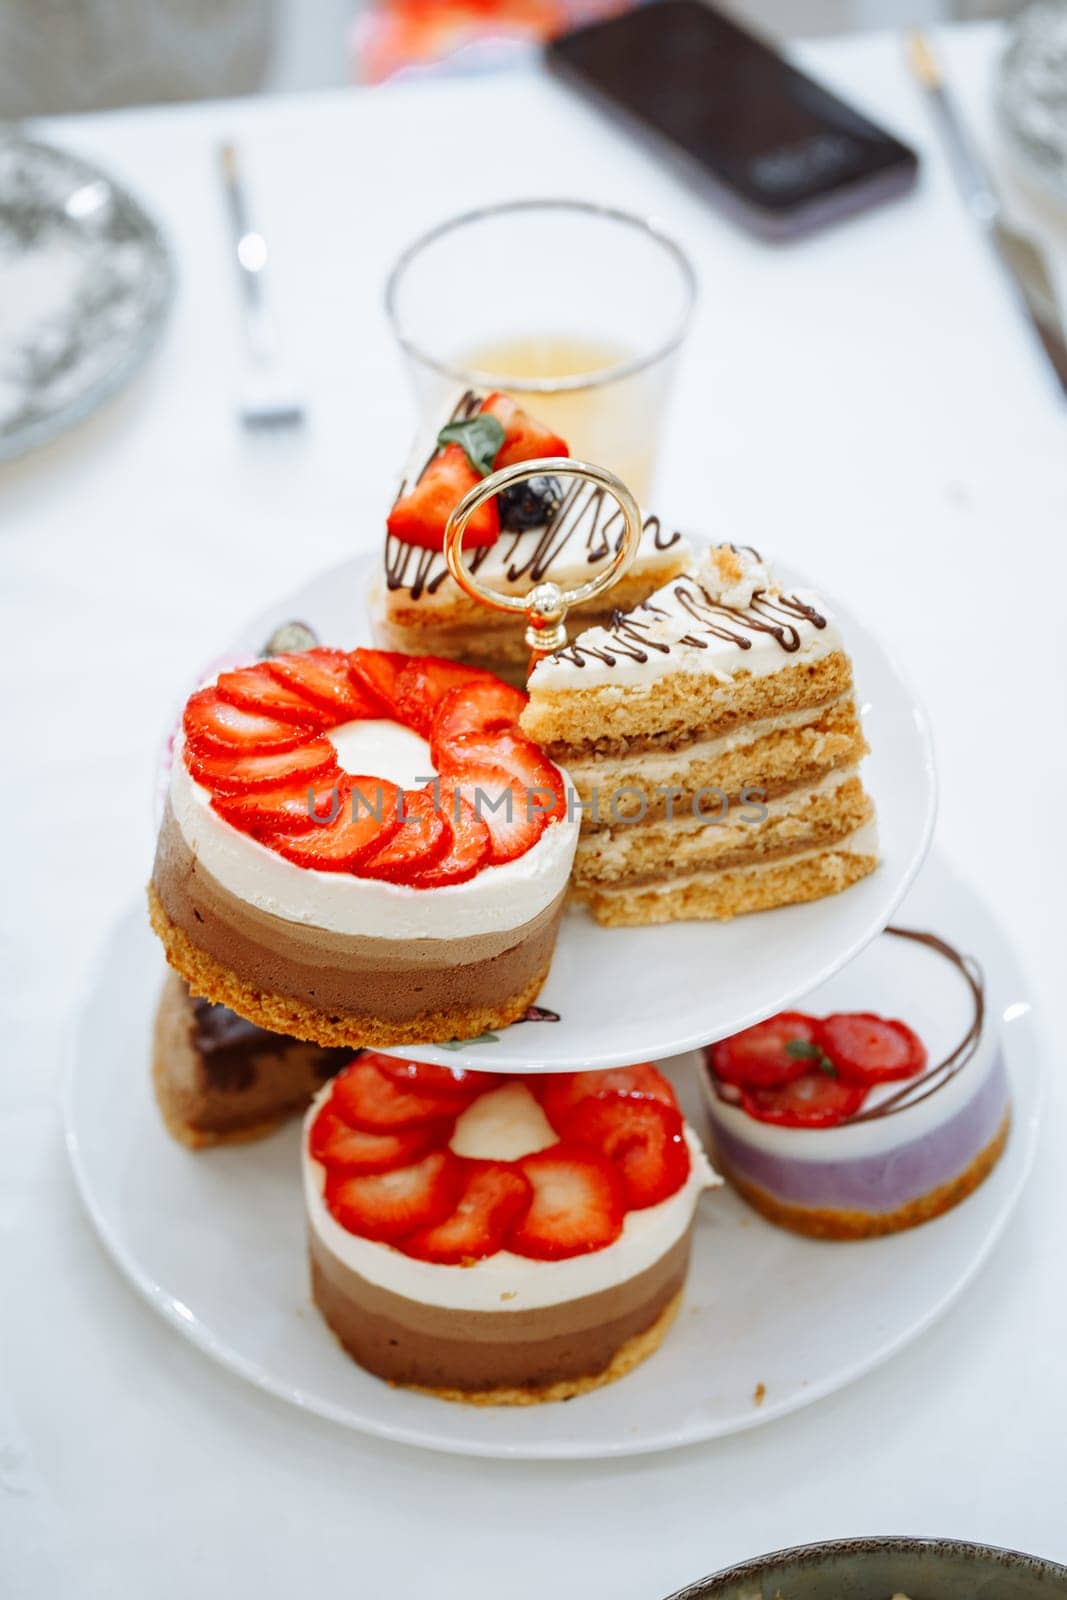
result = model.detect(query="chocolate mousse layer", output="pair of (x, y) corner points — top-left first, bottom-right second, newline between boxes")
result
(152, 972), (350, 1148)
(310, 1228), (692, 1396)
(151, 804), (565, 1047)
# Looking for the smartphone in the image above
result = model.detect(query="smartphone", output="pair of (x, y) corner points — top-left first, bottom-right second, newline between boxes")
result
(546, 0), (919, 239)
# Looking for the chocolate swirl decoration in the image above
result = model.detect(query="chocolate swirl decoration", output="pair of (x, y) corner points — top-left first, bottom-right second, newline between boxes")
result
(550, 566), (827, 669)
(842, 928), (986, 1124)
(384, 390), (682, 602)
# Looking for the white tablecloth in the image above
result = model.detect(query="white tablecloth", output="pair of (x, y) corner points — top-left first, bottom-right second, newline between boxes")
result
(2, 22), (1064, 1598)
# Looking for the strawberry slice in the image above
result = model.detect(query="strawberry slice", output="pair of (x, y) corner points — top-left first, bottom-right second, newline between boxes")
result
(815, 1013), (928, 1086)
(387, 444), (500, 552)
(739, 1071), (867, 1128)
(438, 733), (565, 827)
(479, 393), (569, 470)
(267, 648), (383, 722)
(400, 1161), (532, 1264)
(183, 688), (310, 757)
(188, 737), (339, 796)
(402, 794), (491, 888)
(508, 1145), (625, 1260)
(332, 1056), (475, 1132)
(212, 771), (345, 837)
(709, 1013), (824, 1090)
(430, 680), (528, 756)
(309, 1105), (440, 1175)
(560, 1093), (690, 1210)
(376, 1059), (500, 1097)
(266, 776), (402, 869)
(440, 764), (547, 867)
(348, 649), (409, 720)
(538, 1063), (677, 1134)
(394, 658), (501, 738)
(324, 1149), (463, 1243)
(359, 787), (450, 883)
(215, 663), (331, 728)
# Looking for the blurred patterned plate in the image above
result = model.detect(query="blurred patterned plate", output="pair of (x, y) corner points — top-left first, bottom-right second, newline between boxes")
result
(0, 132), (173, 461)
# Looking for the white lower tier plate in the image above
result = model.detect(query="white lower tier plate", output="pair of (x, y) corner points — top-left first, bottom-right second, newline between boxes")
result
(208, 554), (936, 1071)
(66, 854), (1041, 1460)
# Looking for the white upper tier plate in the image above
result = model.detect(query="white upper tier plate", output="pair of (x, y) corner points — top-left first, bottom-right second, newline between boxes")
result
(215, 552), (936, 1070)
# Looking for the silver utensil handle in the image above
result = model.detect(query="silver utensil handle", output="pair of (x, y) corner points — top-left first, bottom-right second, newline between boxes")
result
(907, 32), (1000, 226)
(218, 140), (278, 364)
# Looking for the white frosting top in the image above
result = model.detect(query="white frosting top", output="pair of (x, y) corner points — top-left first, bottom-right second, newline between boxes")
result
(169, 722), (579, 941)
(529, 545), (842, 692)
(303, 1080), (719, 1311)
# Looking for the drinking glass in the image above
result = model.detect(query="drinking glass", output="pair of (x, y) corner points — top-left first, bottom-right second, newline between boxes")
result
(384, 199), (697, 503)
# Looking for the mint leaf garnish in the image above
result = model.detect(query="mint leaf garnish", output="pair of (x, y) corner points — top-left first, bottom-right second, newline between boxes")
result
(785, 1038), (837, 1076)
(437, 415), (505, 476)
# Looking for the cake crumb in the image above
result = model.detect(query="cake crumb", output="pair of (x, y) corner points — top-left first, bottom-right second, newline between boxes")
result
(753, 1382), (766, 1406)
(499, 1291), (517, 1302)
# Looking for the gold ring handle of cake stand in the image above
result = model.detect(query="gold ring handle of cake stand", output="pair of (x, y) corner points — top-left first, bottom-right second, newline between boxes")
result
(443, 457), (643, 663)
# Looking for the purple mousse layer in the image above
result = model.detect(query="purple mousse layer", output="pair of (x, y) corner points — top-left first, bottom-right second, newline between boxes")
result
(708, 1051), (1009, 1214)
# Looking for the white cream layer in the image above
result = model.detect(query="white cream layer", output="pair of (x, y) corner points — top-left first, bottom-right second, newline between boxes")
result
(590, 819), (880, 899)
(303, 1080), (719, 1312)
(702, 1019), (998, 1161)
(169, 731), (579, 941)
(530, 546), (842, 692)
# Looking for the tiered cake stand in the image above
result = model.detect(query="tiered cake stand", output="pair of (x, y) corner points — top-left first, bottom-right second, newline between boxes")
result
(64, 471), (1042, 1457)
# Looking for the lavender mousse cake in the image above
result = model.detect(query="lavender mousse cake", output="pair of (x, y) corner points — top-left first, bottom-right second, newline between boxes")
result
(701, 930), (1010, 1240)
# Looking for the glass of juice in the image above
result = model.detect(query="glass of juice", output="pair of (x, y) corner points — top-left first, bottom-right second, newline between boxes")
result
(384, 199), (697, 503)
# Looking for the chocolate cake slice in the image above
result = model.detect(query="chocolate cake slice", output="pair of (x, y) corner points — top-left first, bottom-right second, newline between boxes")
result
(152, 972), (352, 1149)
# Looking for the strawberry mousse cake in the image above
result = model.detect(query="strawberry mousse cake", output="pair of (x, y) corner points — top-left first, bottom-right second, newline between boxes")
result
(701, 929), (1009, 1239)
(370, 390), (690, 683)
(149, 648), (579, 1050)
(304, 1057), (719, 1402)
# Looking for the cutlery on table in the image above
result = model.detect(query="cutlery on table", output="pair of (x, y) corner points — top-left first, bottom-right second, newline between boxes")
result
(217, 140), (306, 431)
(907, 30), (1067, 400)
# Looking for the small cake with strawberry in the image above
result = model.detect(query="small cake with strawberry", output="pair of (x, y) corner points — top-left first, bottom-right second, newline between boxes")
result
(304, 1057), (718, 1402)
(371, 390), (690, 683)
(149, 648), (579, 1049)
(701, 929), (1010, 1239)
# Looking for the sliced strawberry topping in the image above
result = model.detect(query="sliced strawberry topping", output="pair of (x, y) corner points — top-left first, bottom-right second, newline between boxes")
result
(347, 649), (409, 720)
(267, 648), (383, 721)
(324, 1149), (463, 1243)
(430, 679), (528, 757)
(387, 443), (500, 552)
(538, 1063), (677, 1133)
(359, 787), (450, 883)
(738, 1071), (867, 1128)
(709, 1013), (825, 1090)
(266, 776), (402, 869)
(508, 1145), (625, 1260)
(479, 393), (569, 470)
(400, 1161), (532, 1264)
(560, 1093), (689, 1210)
(376, 1059), (500, 1097)
(183, 688), (310, 757)
(212, 771), (345, 837)
(309, 1105), (440, 1175)
(215, 663), (331, 728)
(395, 658), (501, 738)
(331, 1056), (474, 1132)
(438, 732), (565, 827)
(402, 794), (491, 888)
(440, 764), (547, 867)
(815, 1013), (928, 1086)
(188, 737), (339, 796)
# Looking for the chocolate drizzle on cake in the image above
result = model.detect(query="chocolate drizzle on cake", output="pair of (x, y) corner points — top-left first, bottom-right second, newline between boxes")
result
(384, 390), (681, 601)
(551, 576), (827, 669)
(844, 928), (986, 1124)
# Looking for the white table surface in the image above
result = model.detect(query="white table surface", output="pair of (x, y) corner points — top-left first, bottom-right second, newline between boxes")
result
(2, 22), (1065, 1598)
